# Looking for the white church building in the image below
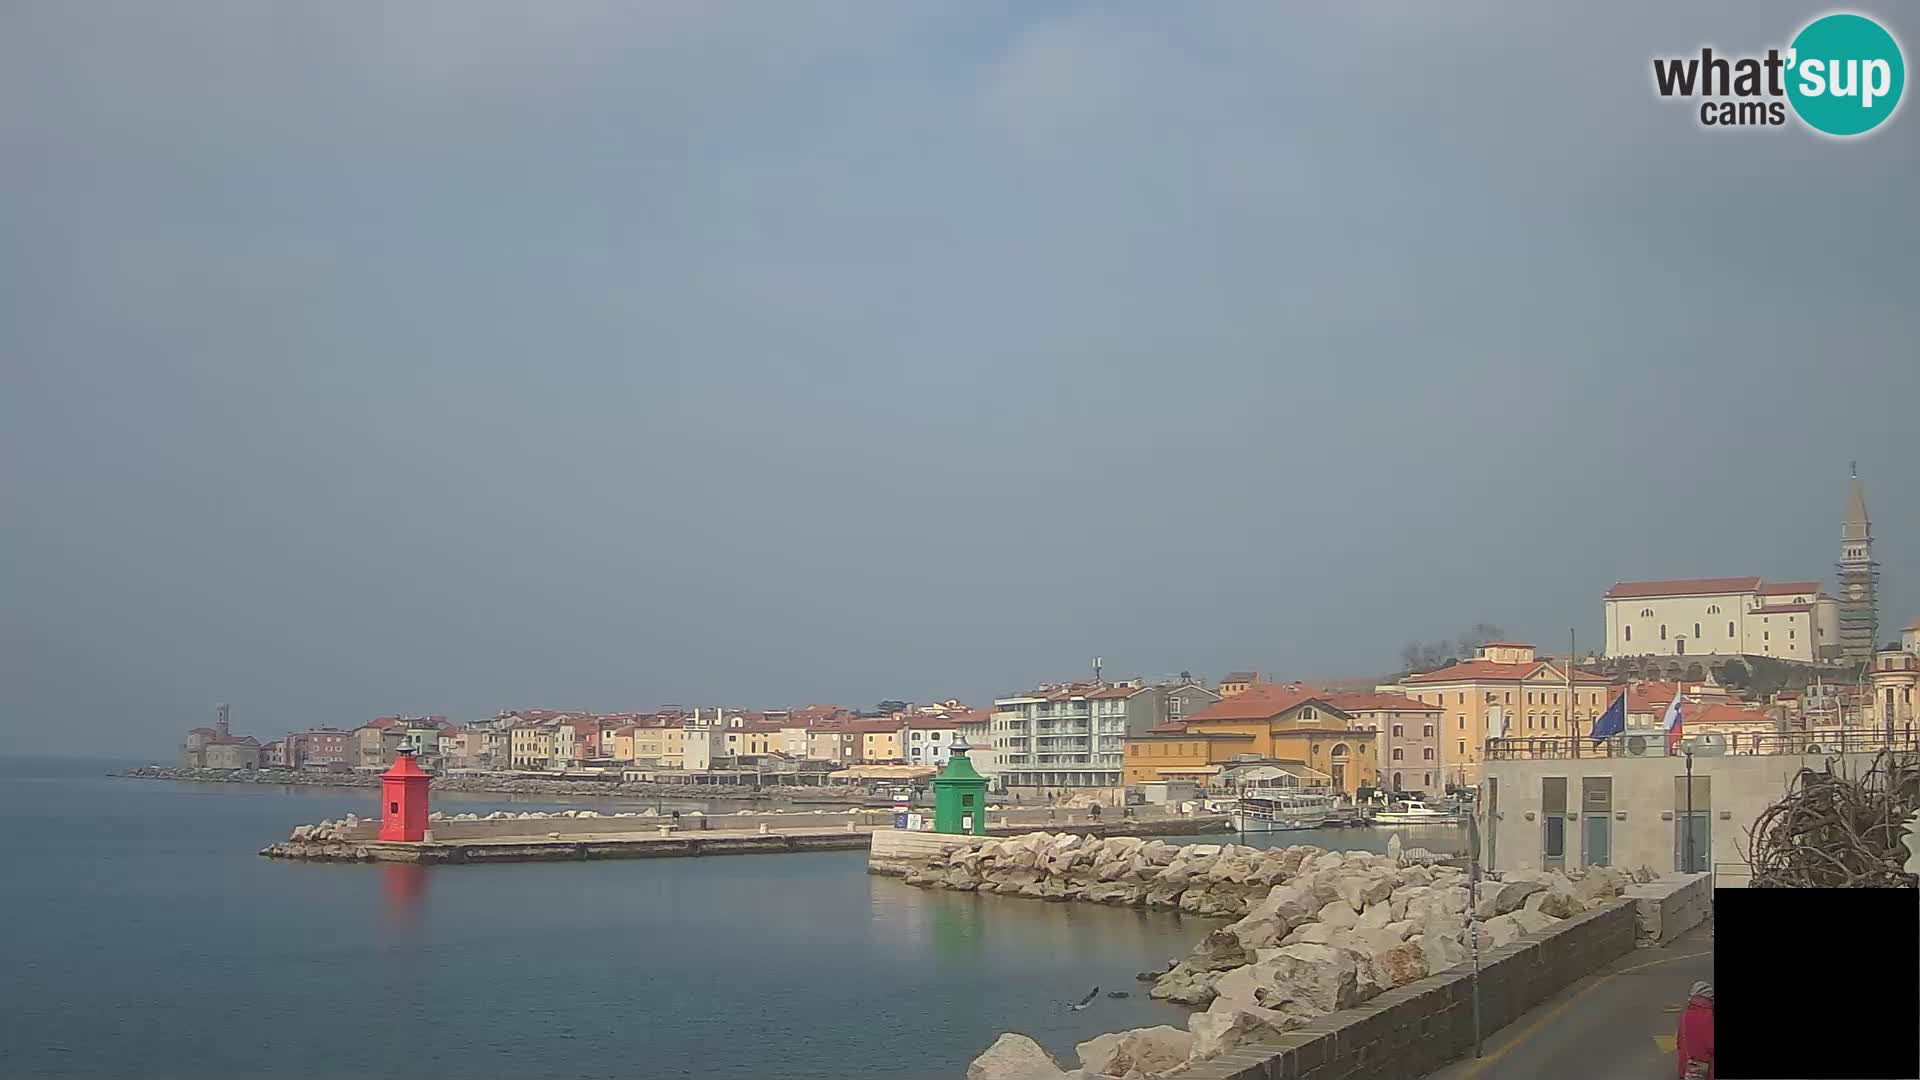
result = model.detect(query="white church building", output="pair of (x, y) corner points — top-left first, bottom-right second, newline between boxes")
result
(1603, 576), (1839, 662)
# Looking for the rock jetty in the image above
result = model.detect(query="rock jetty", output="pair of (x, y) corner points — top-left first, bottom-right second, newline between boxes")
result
(937, 833), (1636, 1078)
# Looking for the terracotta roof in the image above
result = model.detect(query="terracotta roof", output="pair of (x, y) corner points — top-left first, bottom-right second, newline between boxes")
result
(1180, 683), (1344, 723)
(902, 715), (964, 730)
(1404, 660), (1609, 685)
(849, 718), (905, 734)
(1605, 577), (1762, 599)
(1137, 726), (1254, 738)
(1686, 703), (1775, 726)
(1322, 691), (1441, 713)
(1087, 685), (1145, 699)
(1757, 581), (1822, 596)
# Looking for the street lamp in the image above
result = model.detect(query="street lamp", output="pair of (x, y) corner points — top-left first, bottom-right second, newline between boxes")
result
(1680, 736), (1698, 873)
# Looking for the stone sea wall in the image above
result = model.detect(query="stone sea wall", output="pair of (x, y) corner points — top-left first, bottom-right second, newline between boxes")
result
(936, 834), (1643, 1080)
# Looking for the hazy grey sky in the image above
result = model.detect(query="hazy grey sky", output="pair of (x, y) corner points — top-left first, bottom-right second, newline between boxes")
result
(4, 3), (1915, 754)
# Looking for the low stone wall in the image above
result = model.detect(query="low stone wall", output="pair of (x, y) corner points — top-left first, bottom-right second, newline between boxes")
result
(1623, 872), (1712, 946)
(1167, 899), (1638, 1080)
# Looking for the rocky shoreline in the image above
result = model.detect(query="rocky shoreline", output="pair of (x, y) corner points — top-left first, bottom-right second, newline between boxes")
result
(907, 833), (1644, 1079)
(116, 765), (827, 801)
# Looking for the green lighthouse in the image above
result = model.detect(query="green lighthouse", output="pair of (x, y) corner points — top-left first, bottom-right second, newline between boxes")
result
(931, 741), (989, 835)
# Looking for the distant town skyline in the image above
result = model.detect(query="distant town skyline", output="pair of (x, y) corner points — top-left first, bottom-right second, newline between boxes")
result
(4, 2), (1915, 756)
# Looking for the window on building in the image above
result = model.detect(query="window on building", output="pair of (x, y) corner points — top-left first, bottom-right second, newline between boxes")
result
(1707, 605), (1720, 615)
(1458, 717), (1465, 729)
(1458, 740), (1466, 756)
(1505, 692), (1512, 704)
(1641, 607), (1654, 617)
(1424, 772), (1433, 786)
(1423, 724), (1434, 737)
(1391, 724), (1404, 737)
(1693, 623), (1701, 638)
(1728, 621), (1735, 637)
(1457, 692), (1465, 705)
(1789, 629), (1795, 640)
(1763, 632), (1769, 641)
(1392, 749), (1404, 761)
(1659, 624), (1667, 640)
(1625, 625), (1632, 642)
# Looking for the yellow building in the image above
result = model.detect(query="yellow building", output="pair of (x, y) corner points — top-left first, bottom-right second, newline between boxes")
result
(853, 720), (903, 763)
(1217, 672), (1259, 698)
(1384, 642), (1612, 787)
(1125, 684), (1378, 795)
(630, 724), (685, 767)
(724, 727), (777, 757)
(509, 725), (556, 769)
(609, 726), (637, 763)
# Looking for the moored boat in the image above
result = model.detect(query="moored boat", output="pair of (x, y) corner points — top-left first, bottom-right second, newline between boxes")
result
(1231, 791), (1333, 832)
(1368, 799), (1464, 825)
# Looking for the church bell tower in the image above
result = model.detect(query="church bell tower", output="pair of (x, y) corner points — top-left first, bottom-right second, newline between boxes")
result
(1836, 463), (1879, 664)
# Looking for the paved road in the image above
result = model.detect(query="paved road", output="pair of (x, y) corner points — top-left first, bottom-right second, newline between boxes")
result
(1426, 921), (1714, 1080)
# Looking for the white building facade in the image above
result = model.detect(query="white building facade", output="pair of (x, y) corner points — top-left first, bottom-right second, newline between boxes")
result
(1602, 577), (1840, 662)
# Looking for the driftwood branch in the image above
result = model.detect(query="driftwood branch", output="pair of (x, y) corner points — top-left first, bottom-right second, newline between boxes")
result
(1745, 751), (1919, 889)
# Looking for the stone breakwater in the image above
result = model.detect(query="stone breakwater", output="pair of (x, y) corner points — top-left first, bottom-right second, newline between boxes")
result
(905, 833), (1643, 1080)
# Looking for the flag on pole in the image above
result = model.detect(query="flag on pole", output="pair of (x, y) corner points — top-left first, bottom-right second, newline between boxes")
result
(1590, 691), (1627, 742)
(1662, 686), (1686, 753)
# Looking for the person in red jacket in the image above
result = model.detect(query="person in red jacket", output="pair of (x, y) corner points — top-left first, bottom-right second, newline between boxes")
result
(1676, 980), (1715, 1079)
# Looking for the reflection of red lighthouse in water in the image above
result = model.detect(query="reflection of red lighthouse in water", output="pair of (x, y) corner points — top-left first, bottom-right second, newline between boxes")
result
(378, 750), (431, 842)
(382, 863), (429, 923)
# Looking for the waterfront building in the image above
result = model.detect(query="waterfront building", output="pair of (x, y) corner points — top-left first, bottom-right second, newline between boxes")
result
(354, 717), (412, 770)
(902, 714), (964, 767)
(1126, 682), (1379, 796)
(851, 718), (904, 763)
(952, 709), (999, 787)
(509, 722), (556, 769)
(991, 678), (1219, 795)
(199, 736), (261, 770)
(1479, 728), (1914, 881)
(631, 719), (686, 767)
(609, 725), (637, 763)
(682, 710), (727, 771)
(1603, 577), (1839, 662)
(724, 723), (780, 758)
(1380, 643), (1611, 787)
(807, 721), (859, 765)
(1323, 692), (1444, 794)
(285, 727), (353, 769)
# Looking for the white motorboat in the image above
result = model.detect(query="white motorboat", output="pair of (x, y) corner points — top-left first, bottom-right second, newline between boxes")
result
(1368, 799), (1465, 826)
(1231, 791), (1333, 832)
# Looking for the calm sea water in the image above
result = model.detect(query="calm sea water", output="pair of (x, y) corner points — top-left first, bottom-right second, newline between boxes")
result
(0, 757), (1463, 1080)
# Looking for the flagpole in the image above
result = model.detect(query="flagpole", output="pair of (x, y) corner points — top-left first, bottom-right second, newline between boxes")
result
(1568, 627), (1578, 757)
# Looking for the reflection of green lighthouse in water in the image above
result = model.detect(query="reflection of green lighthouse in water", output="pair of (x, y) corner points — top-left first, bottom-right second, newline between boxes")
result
(931, 742), (988, 835)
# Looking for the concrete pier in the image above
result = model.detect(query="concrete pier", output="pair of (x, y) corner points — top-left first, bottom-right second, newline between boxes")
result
(262, 813), (1233, 865)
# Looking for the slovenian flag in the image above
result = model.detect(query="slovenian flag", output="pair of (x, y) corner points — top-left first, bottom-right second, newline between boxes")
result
(1662, 686), (1686, 753)
(1590, 691), (1627, 742)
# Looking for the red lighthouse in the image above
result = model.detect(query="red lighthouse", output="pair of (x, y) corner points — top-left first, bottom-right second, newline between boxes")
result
(378, 750), (432, 842)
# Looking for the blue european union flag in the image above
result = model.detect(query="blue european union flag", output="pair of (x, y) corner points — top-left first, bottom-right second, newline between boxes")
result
(1590, 692), (1627, 742)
